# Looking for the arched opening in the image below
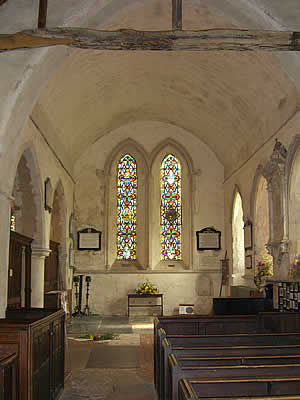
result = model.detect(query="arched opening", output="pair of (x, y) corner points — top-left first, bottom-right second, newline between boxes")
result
(289, 147), (300, 273)
(232, 191), (245, 280)
(9, 148), (43, 308)
(117, 154), (137, 261)
(160, 154), (182, 261)
(150, 141), (192, 270)
(105, 140), (148, 270)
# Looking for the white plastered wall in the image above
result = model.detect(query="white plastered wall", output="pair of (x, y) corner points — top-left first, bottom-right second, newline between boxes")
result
(224, 110), (300, 289)
(0, 116), (74, 315)
(73, 120), (225, 315)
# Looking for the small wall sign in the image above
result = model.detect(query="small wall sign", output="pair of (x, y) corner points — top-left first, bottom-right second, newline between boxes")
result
(196, 227), (221, 251)
(78, 228), (101, 251)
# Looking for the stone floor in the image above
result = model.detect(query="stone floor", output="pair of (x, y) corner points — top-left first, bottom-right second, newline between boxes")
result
(61, 315), (158, 400)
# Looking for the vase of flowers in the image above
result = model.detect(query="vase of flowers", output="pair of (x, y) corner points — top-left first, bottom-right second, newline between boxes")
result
(254, 251), (273, 291)
(135, 280), (158, 295)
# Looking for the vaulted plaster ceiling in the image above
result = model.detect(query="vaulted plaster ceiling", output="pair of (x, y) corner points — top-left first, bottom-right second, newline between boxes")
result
(2, 0), (300, 178)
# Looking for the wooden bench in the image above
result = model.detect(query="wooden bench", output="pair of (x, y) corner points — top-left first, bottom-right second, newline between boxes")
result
(178, 376), (300, 400)
(173, 353), (300, 366)
(158, 329), (300, 397)
(154, 314), (257, 391)
(154, 313), (300, 399)
(159, 336), (300, 400)
(168, 353), (300, 400)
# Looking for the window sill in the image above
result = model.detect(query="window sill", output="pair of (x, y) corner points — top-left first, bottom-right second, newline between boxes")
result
(107, 259), (145, 272)
(153, 260), (189, 271)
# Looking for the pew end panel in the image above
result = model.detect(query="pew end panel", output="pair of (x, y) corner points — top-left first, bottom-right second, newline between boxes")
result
(0, 308), (65, 400)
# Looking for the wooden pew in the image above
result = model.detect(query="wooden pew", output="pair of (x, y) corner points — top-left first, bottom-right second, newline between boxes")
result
(175, 354), (300, 366)
(0, 351), (18, 400)
(178, 377), (300, 400)
(158, 329), (300, 397)
(160, 337), (300, 400)
(0, 308), (65, 400)
(154, 314), (257, 391)
(169, 353), (300, 400)
(154, 312), (300, 394)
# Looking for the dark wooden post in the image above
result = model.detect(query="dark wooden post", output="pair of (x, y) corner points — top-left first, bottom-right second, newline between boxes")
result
(172, 0), (182, 31)
(38, 0), (48, 29)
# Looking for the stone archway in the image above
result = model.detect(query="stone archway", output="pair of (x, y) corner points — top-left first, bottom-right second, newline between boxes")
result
(10, 147), (44, 307)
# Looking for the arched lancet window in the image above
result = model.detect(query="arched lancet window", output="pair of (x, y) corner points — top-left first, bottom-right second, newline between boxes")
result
(117, 154), (137, 260)
(160, 154), (182, 260)
(232, 191), (245, 276)
(255, 176), (271, 268)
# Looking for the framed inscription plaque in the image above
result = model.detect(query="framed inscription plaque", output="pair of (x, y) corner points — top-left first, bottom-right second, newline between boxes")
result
(78, 228), (101, 251)
(196, 227), (221, 251)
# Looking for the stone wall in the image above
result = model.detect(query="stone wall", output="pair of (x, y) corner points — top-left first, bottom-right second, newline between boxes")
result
(73, 120), (225, 315)
(224, 110), (300, 289)
(80, 272), (220, 316)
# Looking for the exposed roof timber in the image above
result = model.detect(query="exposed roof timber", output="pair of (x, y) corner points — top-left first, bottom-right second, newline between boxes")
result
(38, 0), (48, 29)
(0, 0), (7, 5)
(1, 28), (300, 53)
(172, 0), (182, 31)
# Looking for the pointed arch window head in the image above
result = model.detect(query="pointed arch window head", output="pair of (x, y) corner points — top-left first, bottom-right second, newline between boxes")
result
(117, 154), (137, 260)
(160, 154), (182, 260)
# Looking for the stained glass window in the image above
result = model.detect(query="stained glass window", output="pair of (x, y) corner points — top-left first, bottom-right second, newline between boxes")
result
(160, 154), (181, 260)
(10, 215), (16, 231)
(10, 201), (15, 231)
(117, 154), (137, 260)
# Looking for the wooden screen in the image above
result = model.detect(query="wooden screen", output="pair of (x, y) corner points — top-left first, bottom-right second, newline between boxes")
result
(8, 231), (32, 309)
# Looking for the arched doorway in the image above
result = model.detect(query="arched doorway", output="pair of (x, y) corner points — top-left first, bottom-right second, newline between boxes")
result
(9, 148), (43, 308)
(232, 191), (245, 283)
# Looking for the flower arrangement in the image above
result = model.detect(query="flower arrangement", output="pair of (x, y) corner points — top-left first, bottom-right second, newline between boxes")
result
(291, 255), (300, 280)
(135, 280), (158, 295)
(254, 250), (273, 289)
(78, 332), (119, 341)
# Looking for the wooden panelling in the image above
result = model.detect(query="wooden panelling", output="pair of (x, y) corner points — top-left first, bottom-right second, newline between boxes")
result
(1, 309), (65, 400)
(8, 232), (32, 309)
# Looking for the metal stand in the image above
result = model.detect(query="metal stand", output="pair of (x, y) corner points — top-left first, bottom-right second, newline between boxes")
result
(83, 276), (91, 316)
(72, 275), (84, 317)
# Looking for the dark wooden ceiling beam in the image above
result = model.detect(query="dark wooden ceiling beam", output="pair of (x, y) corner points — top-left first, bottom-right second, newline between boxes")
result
(38, 0), (48, 29)
(0, 0), (8, 6)
(172, 0), (182, 31)
(1, 28), (300, 52)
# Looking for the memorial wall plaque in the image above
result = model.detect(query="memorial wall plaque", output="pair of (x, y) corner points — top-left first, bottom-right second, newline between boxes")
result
(78, 228), (101, 250)
(196, 227), (221, 251)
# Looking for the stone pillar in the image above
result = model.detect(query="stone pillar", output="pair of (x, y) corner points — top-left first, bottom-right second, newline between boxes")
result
(263, 140), (289, 280)
(31, 247), (51, 307)
(58, 244), (68, 289)
(0, 190), (12, 317)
